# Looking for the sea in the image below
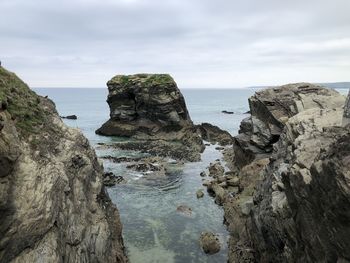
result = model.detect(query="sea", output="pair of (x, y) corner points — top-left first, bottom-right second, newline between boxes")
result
(33, 87), (347, 263)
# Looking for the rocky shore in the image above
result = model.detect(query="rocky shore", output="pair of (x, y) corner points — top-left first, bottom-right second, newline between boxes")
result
(200, 83), (350, 262)
(0, 67), (127, 262)
(96, 74), (204, 161)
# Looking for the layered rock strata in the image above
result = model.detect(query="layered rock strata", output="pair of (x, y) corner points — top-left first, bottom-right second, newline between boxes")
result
(207, 83), (348, 262)
(0, 67), (127, 263)
(96, 74), (204, 161)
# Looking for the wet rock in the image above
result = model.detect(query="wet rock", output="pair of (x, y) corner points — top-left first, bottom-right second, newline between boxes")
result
(95, 74), (204, 161)
(200, 171), (207, 177)
(215, 146), (225, 150)
(221, 110), (234, 114)
(208, 161), (225, 178)
(199, 232), (221, 254)
(196, 189), (205, 199)
(176, 205), (193, 217)
(103, 172), (126, 186)
(202, 180), (212, 187)
(207, 183), (226, 205)
(61, 114), (77, 119)
(197, 123), (233, 146)
(100, 155), (144, 163)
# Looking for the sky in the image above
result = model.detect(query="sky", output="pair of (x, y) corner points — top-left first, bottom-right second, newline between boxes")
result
(1, 0), (350, 88)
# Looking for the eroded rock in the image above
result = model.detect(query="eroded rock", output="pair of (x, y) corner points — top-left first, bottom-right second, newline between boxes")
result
(0, 67), (127, 262)
(96, 74), (204, 161)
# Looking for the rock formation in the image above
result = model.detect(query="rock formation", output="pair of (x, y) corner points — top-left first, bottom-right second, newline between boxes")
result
(0, 67), (127, 262)
(197, 122), (234, 146)
(342, 90), (350, 126)
(96, 74), (204, 161)
(233, 83), (345, 168)
(213, 83), (349, 262)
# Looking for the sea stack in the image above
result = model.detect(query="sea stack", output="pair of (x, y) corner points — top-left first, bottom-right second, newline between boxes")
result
(96, 73), (204, 161)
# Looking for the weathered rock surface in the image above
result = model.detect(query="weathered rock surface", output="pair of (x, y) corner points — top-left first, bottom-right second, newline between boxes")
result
(96, 74), (204, 161)
(197, 122), (234, 146)
(233, 83), (345, 168)
(0, 67), (127, 262)
(247, 108), (350, 263)
(342, 90), (350, 126)
(199, 232), (221, 254)
(221, 83), (349, 262)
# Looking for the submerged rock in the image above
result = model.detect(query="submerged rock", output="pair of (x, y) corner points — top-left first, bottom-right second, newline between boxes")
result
(0, 67), (127, 262)
(176, 205), (193, 217)
(103, 172), (126, 186)
(196, 189), (205, 198)
(199, 232), (221, 254)
(96, 74), (204, 161)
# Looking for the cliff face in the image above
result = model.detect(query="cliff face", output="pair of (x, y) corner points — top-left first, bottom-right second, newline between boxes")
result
(0, 67), (127, 262)
(249, 108), (350, 262)
(96, 74), (204, 161)
(222, 83), (349, 262)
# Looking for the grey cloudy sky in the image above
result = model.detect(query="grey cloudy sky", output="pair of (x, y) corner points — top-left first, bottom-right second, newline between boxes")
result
(1, 0), (350, 88)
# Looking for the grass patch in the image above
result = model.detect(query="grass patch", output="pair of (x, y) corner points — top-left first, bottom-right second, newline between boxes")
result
(109, 74), (174, 88)
(0, 67), (46, 137)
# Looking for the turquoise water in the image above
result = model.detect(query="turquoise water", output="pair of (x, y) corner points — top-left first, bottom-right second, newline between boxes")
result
(35, 87), (347, 262)
(34, 88), (254, 262)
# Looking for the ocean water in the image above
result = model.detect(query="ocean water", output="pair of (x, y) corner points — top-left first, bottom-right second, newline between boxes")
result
(34, 88), (255, 263)
(34, 87), (348, 262)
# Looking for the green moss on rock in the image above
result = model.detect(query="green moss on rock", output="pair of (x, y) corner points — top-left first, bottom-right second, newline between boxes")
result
(108, 73), (174, 88)
(0, 67), (46, 137)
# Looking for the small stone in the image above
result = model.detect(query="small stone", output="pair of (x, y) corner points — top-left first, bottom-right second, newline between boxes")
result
(199, 232), (221, 254)
(196, 189), (204, 198)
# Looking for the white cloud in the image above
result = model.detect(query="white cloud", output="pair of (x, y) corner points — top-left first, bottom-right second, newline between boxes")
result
(0, 0), (349, 88)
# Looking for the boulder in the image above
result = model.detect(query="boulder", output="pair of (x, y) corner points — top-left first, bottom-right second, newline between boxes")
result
(199, 232), (221, 254)
(196, 189), (205, 198)
(96, 74), (204, 161)
(208, 161), (225, 178)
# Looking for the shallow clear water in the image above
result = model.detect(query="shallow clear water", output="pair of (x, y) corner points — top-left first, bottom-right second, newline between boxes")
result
(34, 88), (254, 262)
(35, 87), (347, 262)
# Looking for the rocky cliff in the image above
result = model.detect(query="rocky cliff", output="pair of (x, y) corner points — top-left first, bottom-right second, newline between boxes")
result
(0, 67), (127, 262)
(96, 74), (204, 161)
(219, 83), (349, 262)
